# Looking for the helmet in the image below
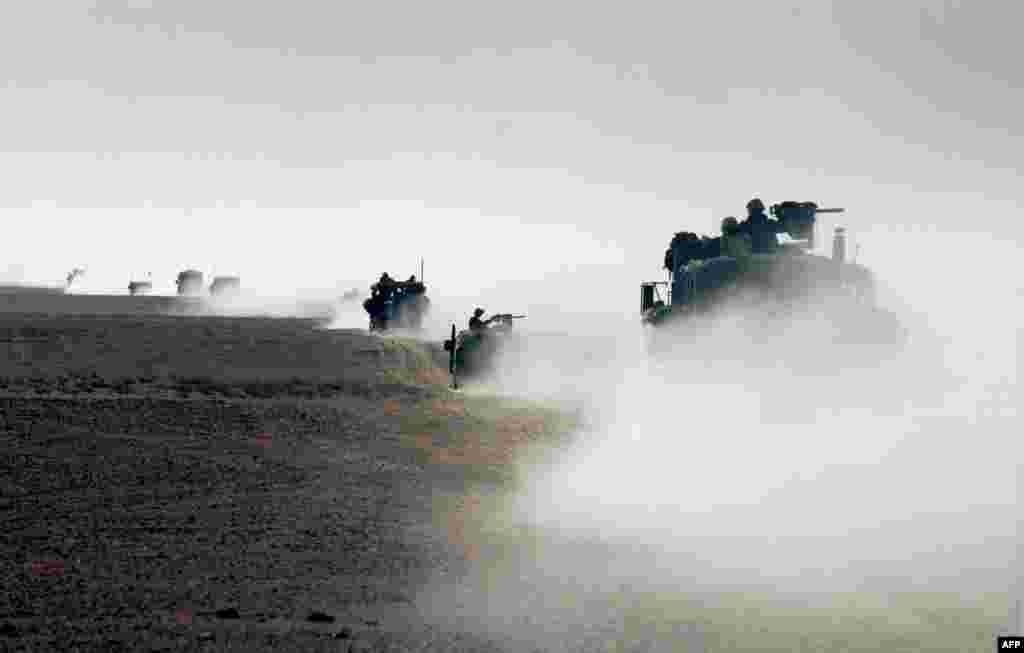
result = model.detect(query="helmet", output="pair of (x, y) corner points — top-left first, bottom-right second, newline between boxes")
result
(721, 216), (739, 233)
(474, 308), (485, 316)
(746, 198), (765, 212)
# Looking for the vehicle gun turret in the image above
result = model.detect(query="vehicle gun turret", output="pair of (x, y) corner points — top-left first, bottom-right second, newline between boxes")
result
(770, 202), (845, 250)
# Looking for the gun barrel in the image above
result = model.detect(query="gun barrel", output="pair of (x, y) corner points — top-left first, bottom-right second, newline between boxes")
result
(815, 208), (845, 214)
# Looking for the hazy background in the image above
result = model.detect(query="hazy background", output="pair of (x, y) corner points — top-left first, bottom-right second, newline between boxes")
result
(1, 2), (1020, 314)
(2, 0), (1022, 646)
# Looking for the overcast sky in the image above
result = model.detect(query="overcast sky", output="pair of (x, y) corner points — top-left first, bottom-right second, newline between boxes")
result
(1, 1), (1021, 323)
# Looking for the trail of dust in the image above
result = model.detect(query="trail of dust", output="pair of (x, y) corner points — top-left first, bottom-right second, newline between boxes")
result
(410, 229), (1020, 651)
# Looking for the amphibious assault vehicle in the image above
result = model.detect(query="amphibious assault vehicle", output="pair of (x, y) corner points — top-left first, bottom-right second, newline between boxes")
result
(176, 269), (204, 296)
(443, 313), (526, 388)
(640, 199), (907, 362)
(362, 274), (430, 331)
(209, 276), (241, 297)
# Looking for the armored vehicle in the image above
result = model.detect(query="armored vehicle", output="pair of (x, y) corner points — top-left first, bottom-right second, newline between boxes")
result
(176, 269), (204, 296)
(640, 199), (907, 362)
(443, 313), (525, 388)
(128, 280), (153, 296)
(362, 274), (429, 331)
(209, 276), (241, 297)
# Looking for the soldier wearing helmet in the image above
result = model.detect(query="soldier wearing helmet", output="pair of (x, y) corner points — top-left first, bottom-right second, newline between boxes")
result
(469, 307), (490, 332)
(745, 198), (767, 223)
(721, 216), (752, 259)
(372, 272), (395, 297)
(743, 197), (778, 253)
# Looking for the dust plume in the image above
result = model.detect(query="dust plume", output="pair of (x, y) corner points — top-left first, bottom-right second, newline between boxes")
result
(158, 285), (345, 322)
(413, 223), (1021, 648)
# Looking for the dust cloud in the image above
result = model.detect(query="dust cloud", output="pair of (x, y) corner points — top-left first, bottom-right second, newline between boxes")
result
(413, 223), (1021, 648)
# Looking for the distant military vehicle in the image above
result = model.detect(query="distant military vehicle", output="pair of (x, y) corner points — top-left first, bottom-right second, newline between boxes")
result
(209, 276), (241, 297)
(128, 280), (152, 296)
(362, 274), (429, 331)
(640, 199), (907, 361)
(176, 269), (204, 296)
(443, 313), (526, 388)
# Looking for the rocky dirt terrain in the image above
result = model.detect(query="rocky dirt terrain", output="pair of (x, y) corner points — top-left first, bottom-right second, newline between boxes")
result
(0, 314), (576, 652)
(0, 314), (1008, 652)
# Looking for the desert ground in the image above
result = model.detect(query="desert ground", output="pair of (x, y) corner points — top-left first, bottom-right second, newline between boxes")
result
(0, 312), (1010, 652)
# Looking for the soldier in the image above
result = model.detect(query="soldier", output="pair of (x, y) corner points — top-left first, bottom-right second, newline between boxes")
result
(666, 231), (704, 273)
(743, 197), (777, 254)
(469, 308), (496, 332)
(721, 216), (740, 235)
(376, 273), (395, 300)
(746, 197), (767, 222)
(721, 216), (752, 259)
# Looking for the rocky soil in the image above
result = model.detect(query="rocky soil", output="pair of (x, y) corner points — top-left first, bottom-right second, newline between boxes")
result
(0, 315), (570, 652)
(0, 314), (1008, 652)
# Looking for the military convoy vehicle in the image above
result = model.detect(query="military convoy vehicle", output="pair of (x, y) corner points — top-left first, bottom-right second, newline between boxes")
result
(640, 199), (907, 362)
(362, 274), (430, 331)
(443, 313), (526, 388)
(176, 269), (204, 296)
(209, 276), (241, 297)
(128, 280), (152, 296)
